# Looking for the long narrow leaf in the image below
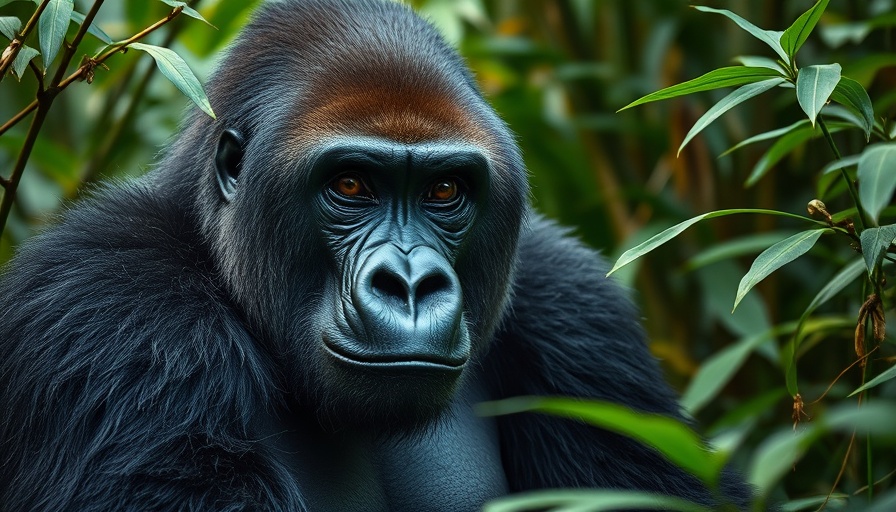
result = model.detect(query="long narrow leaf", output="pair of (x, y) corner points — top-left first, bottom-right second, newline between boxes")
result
(780, 0), (831, 58)
(857, 143), (896, 222)
(721, 120), (809, 157)
(129, 43), (215, 119)
(159, 0), (213, 26)
(678, 78), (785, 155)
(849, 364), (896, 397)
(478, 397), (727, 487)
(694, 6), (788, 62)
(485, 490), (711, 512)
(734, 55), (786, 74)
(821, 153), (861, 174)
(830, 77), (874, 141)
(38, 0), (73, 72)
(683, 325), (789, 415)
(608, 209), (823, 276)
(618, 66), (781, 111)
(734, 229), (829, 311)
(796, 64), (842, 126)
(745, 122), (850, 186)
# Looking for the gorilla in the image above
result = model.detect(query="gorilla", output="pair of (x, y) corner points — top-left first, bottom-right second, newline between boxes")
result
(0, 1), (750, 510)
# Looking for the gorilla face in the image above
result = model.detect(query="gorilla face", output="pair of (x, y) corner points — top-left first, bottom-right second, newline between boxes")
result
(214, 133), (503, 430)
(201, 0), (528, 431)
(309, 138), (492, 427)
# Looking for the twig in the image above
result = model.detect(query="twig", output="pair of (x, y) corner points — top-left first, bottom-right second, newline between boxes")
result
(0, 0), (51, 79)
(0, 0), (106, 239)
(819, 116), (873, 231)
(0, 6), (185, 137)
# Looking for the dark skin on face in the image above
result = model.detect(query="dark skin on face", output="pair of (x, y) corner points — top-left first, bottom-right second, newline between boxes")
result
(216, 132), (491, 424)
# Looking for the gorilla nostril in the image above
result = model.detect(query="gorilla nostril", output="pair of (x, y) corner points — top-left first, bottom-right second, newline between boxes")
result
(416, 273), (450, 302)
(371, 270), (409, 305)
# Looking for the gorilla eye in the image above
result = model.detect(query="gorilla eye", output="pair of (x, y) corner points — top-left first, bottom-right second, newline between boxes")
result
(332, 174), (371, 198)
(427, 179), (459, 202)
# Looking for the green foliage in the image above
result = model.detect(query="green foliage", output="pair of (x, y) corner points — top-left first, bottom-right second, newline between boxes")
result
(37, 0), (73, 70)
(599, 1), (896, 509)
(479, 396), (728, 489)
(129, 42), (214, 118)
(484, 490), (712, 512)
(4, 0), (896, 510)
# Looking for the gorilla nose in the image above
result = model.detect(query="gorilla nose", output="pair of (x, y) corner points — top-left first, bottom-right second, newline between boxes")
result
(370, 264), (451, 313)
(349, 245), (467, 365)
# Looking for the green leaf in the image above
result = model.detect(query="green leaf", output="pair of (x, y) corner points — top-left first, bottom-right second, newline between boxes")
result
(484, 490), (711, 512)
(11, 44), (38, 79)
(858, 143), (896, 223)
(779, 494), (849, 512)
(38, 0), (73, 72)
(678, 78), (785, 156)
(608, 209), (822, 276)
(821, 153), (861, 174)
(682, 327), (783, 415)
(158, 0), (213, 26)
(780, 0), (831, 58)
(830, 76), (874, 141)
(70, 10), (112, 44)
(478, 397), (727, 487)
(859, 224), (896, 276)
(721, 120), (809, 157)
(734, 229), (829, 311)
(745, 121), (850, 186)
(784, 259), (864, 396)
(685, 231), (799, 270)
(751, 401), (896, 496)
(618, 66), (781, 111)
(796, 63), (841, 126)
(128, 42), (215, 119)
(849, 364), (896, 397)
(733, 55), (786, 74)
(0, 16), (21, 40)
(693, 6), (788, 62)
(748, 427), (815, 496)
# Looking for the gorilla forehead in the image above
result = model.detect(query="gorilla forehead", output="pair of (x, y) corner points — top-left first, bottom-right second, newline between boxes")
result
(207, 0), (500, 154)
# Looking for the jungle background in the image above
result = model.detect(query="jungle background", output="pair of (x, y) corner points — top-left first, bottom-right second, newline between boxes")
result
(2, 0), (896, 510)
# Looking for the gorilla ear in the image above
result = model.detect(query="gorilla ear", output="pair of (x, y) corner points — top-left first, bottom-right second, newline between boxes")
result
(215, 129), (244, 201)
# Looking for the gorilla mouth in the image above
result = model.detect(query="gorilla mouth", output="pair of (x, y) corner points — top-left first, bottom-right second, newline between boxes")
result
(322, 335), (467, 370)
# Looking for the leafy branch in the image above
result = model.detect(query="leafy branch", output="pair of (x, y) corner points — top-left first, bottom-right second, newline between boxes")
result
(0, 0), (215, 239)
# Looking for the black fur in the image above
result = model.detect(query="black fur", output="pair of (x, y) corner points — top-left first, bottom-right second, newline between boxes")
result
(0, 0), (751, 510)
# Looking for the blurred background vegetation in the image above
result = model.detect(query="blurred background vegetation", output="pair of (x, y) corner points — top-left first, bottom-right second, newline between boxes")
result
(2, 0), (896, 509)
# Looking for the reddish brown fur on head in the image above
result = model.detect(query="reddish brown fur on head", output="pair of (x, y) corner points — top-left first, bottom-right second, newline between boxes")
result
(290, 56), (497, 154)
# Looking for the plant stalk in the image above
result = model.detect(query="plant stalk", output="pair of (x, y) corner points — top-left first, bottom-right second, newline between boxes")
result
(0, 0), (51, 79)
(818, 116), (872, 230)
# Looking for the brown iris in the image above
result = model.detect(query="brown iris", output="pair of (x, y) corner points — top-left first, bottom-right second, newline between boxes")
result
(428, 179), (458, 202)
(334, 174), (366, 197)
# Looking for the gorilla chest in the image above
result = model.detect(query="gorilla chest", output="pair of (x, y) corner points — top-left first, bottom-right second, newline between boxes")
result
(263, 387), (509, 512)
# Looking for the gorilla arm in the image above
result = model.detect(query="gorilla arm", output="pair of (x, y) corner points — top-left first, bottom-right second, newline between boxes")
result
(484, 213), (753, 509)
(0, 184), (305, 511)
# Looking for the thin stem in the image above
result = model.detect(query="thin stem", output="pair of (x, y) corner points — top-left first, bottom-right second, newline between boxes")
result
(0, 7), (185, 137)
(819, 116), (873, 230)
(0, 0), (106, 239)
(0, 102), (51, 239)
(0, 0), (51, 79)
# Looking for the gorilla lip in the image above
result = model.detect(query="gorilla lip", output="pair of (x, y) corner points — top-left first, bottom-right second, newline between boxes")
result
(321, 334), (467, 371)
